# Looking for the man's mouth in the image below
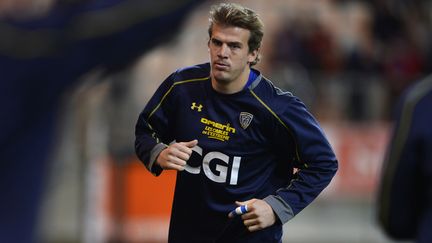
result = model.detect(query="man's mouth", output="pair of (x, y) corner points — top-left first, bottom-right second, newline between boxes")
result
(214, 61), (229, 70)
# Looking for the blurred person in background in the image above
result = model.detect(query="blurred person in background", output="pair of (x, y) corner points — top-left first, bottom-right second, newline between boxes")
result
(377, 74), (432, 243)
(0, 0), (201, 242)
(135, 3), (338, 242)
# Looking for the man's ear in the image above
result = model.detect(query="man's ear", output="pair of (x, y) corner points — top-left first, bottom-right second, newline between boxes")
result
(248, 48), (259, 63)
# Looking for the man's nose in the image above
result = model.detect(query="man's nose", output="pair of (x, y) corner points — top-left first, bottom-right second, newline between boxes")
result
(217, 44), (229, 58)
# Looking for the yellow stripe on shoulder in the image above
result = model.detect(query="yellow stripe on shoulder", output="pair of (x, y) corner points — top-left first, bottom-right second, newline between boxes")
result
(148, 76), (209, 119)
(249, 89), (301, 162)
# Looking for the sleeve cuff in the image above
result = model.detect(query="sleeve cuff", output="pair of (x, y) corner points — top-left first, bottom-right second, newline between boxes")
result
(263, 195), (295, 224)
(148, 143), (168, 176)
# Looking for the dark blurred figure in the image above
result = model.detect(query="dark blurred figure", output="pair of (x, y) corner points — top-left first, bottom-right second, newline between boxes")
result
(0, 1), (201, 242)
(377, 74), (432, 243)
(370, 0), (431, 117)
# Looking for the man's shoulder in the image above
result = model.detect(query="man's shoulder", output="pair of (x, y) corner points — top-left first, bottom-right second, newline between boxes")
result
(253, 76), (296, 103)
(172, 63), (211, 81)
(393, 74), (432, 118)
(251, 76), (310, 119)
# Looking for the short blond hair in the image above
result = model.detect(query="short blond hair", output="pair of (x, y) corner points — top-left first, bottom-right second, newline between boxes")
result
(208, 3), (264, 66)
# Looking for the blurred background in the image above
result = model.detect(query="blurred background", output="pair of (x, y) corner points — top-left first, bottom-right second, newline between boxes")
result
(1, 0), (431, 242)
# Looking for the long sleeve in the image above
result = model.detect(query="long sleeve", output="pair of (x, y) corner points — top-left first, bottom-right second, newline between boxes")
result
(377, 111), (419, 238)
(263, 95), (338, 223)
(377, 77), (432, 240)
(135, 72), (177, 175)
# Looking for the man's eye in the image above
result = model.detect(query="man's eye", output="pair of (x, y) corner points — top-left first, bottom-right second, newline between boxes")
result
(212, 39), (222, 46)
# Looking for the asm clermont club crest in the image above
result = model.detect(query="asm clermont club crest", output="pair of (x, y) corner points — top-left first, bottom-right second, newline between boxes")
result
(239, 112), (253, 129)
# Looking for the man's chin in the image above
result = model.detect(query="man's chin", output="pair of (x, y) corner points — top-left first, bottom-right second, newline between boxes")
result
(212, 71), (229, 81)
(213, 75), (231, 84)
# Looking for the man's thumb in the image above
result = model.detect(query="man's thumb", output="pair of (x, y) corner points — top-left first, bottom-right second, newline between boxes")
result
(183, 139), (198, 148)
(236, 199), (256, 206)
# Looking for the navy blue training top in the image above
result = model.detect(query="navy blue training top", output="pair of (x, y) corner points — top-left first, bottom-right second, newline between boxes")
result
(135, 63), (338, 242)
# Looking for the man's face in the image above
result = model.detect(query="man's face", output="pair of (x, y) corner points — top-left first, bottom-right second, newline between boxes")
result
(208, 23), (257, 88)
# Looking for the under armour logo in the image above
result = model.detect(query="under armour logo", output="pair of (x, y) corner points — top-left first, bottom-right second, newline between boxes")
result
(191, 102), (203, 112)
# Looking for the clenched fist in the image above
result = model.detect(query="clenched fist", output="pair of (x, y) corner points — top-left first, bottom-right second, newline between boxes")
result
(156, 140), (198, 171)
(229, 198), (277, 232)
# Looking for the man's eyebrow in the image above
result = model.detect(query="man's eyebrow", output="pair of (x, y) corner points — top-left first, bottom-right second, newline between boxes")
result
(227, 41), (243, 46)
(211, 37), (242, 45)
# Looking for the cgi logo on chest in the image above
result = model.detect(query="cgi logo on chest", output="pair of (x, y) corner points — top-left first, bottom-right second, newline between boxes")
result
(185, 144), (241, 185)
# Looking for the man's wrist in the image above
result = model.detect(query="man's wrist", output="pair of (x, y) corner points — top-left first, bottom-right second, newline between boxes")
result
(149, 143), (168, 176)
(263, 195), (294, 224)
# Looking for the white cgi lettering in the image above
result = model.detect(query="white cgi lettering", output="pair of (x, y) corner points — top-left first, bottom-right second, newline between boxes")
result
(184, 145), (241, 185)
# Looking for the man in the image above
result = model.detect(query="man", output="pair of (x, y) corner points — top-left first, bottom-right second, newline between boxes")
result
(135, 3), (338, 242)
(377, 75), (432, 243)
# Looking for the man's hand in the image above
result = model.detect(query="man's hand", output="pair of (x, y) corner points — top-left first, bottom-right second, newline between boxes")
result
(229, 198), (277, 232)
(156, 140), (198, 171)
